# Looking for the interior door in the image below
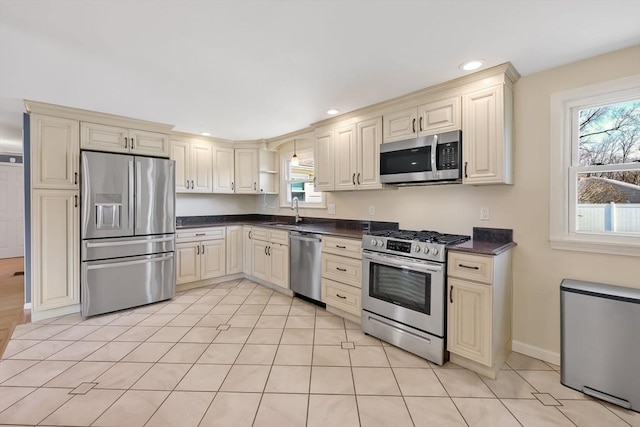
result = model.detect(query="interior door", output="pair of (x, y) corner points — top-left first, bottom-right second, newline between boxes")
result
(134, 156), (175, 236)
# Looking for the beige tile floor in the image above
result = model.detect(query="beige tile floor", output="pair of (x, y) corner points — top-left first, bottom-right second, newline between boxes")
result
(0, 278), (637, 427)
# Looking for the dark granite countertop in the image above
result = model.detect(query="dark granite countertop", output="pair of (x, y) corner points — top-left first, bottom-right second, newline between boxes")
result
(448, 227), (516, 256)
(176, 215), (398, 240)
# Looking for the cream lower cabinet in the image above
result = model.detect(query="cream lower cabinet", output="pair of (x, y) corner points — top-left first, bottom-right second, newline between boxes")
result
(250, 227), (289, 289)
(447, 249), (512, 379)
(226, 226), (243, 275)
(81, 122), (170, 158)
(175, 227), (226, 285)
(243, 226), (253, 274)
(321, 236), (362, 318)
(31, 189), (80, 320)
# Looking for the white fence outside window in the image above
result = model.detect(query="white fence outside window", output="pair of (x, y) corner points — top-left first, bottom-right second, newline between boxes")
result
(577, 203), (640, 233)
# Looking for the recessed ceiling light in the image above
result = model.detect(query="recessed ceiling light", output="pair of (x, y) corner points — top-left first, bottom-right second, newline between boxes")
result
(200, 132), (211, 136)
(460, 60), (484, 71)
(326, 109), (340, 115)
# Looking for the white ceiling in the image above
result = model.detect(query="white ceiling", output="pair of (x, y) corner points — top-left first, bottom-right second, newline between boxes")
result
(1, 0), (639, 150)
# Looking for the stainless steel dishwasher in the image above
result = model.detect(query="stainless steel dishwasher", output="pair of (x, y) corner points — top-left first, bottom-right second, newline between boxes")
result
(289, 231), (323, 301)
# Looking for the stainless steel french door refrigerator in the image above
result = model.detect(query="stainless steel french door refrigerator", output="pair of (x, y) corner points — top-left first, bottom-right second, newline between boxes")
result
(81, 151), (176, 317)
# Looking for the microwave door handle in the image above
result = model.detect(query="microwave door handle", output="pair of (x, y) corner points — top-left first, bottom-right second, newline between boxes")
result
(431, 134), (438, 179)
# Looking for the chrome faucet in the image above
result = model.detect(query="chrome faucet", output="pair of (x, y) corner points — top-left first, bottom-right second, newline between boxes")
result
(291, 197), (302, 223)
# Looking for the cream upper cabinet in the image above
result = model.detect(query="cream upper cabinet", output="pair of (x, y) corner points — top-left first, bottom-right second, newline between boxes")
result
(30, 115), (79, 189)
(31, 189), (80, 318)
(212, 146), (235, 193)
(171, 138), (213, 193)
(383, 96), (461, 143)
(226, 225), (243, 275)
(333, 117), (382, 191)
(333, 124), (358, 191)
(234, 148), (259, 194)
(81, 122), (170, 157)
(462, 84), (513, 184)
(313, 129), (334, 191)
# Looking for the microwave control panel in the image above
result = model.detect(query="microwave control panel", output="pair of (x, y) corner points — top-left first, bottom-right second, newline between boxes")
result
(436, 142), (459, 170)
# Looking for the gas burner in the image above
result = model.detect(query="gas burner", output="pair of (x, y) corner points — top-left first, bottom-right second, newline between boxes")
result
(363, 229), (470, 262)
(368, 229), (470, 245)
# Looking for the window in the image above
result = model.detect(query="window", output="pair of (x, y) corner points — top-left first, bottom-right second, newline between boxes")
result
(279, 146), (325, 208)
(550, 75), (640, 256)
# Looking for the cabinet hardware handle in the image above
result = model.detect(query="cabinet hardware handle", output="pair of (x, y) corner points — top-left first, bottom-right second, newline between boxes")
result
(459, 264), (480, 270)
(131, 138), (134, 149)
(254, 182), (256, 190)
(189, 180), (192, 189)
(231, 182), (235, 191)
(192, 180), (195, 189)
(74, 195), (78, 207)
(268, 246), (271, 256)
(336, 267), (347, 272)
(188, 180), (191, 189)
(74, 172), (78, 185)
(197, 245), (200, 255)
(248, 231), (252, 239)
(124, 137), (128, 149)
(357, 173), (361, 185)
(352, 173), (356, 185)
(450, 286), (453, 303)
(419, 116), (423, 132)
(336, 245), (346, 249)
(336, 294), (347, 299)
(464, 162), (468, 178)
(202, 244), (204, 253)
(185, 180), (189, 189)
(265, 246), (268, 255)
(412, 118), (416, 133)
(195, 233), (205, 236)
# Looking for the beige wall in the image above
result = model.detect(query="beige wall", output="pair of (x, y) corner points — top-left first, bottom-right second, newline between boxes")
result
(259, 45), (640, 362)
(176, 193), (256, 217)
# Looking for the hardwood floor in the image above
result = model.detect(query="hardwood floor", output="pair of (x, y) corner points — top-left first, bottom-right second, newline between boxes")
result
(0, 257), (29, 356)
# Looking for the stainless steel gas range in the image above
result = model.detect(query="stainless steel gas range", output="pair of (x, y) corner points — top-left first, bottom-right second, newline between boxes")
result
(361, 229), (470, 365)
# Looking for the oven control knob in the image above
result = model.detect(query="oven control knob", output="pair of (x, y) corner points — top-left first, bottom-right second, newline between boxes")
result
(370, 239), (377, 246)
(377, 240), (385, 247)
(432, 248), (439, 255)
(423, 247), (430, 254)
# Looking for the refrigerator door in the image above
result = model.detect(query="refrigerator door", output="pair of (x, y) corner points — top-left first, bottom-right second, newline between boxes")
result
(82, 151), (134, 239)
(135, 156), (175, 236)
(82, 233), (175, 261)
(82, 252), (175, 317)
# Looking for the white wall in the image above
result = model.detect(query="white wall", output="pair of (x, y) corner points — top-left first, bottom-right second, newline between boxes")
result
(258, 45), (640, 363)
(176, 193), (256, 217)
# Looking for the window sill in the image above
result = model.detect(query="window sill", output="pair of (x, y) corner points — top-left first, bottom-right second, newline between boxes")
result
(550, 235), (640, 257)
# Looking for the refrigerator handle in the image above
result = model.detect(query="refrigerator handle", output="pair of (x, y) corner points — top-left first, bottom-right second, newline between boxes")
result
(136, 161), (141, 230)
(128, 161), (134, 229)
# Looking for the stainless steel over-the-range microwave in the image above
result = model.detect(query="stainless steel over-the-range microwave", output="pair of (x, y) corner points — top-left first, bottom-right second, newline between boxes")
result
(379, 130), (462, 185)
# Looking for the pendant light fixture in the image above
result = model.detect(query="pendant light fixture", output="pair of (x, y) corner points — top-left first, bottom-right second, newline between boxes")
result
(291, 139), (299, 167)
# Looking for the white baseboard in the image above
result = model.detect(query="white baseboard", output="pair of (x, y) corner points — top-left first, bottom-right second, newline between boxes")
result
(512, 340), (560, 366)
(23, 303), (31, 310)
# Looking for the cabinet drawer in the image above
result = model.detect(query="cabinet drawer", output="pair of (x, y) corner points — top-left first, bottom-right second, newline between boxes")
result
(268, 229), (289, 245)
(322, 253), (362, 288)
(448, 251), (493, 284)
(322, 236), (362, 259)
(322, 278), (361, 316)
(251, 227), (269, 241)
(176, 227), (225, 242)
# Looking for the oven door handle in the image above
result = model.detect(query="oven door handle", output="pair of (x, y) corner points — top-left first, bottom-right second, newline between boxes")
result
(363, 252), (442, 273)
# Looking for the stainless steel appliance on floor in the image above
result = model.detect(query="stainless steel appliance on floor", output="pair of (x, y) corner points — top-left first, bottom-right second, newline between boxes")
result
(289, 231), (323, 301)
(361, 229), (470, 365)
(81, 151), (176, 317)
(561, 279), (640, 412)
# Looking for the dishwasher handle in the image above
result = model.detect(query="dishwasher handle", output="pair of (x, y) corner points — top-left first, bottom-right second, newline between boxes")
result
(289, 232), (322, 243)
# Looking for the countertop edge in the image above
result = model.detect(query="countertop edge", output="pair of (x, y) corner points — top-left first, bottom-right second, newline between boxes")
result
(448, 241), (517, 256)
(177, 222), (366, 239)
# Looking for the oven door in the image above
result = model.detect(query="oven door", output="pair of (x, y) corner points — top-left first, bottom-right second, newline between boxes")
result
(362, 250), (445, 337)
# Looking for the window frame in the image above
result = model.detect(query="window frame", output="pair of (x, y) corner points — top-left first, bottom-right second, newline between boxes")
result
(549, 75), (640, 257)
(278, 146), (326, 209)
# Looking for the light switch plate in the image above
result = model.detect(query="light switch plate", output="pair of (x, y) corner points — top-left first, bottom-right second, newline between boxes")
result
(480, 207), (490, 221)
(328, 204), (336, 215)
(369, 205), (375, 216)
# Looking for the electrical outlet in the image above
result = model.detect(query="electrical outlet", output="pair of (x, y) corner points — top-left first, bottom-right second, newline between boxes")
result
(369, 205), (376, 216)
(480, 207), (490, 221)
(328, 204), (336, 215)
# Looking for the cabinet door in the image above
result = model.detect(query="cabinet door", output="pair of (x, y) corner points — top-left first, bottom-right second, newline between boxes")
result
(447, 278), (492, 366)
(313, 130), (334, 191)
(234, 148), (258, 194)
(129, 129), (170, 158)
(333, 124), (357, 191)
(81, 122), (129, 153)
(176, 242), (200, 284)
(212, 147), (235, 193)
(31, 189), (79, 312)
(226, 226), (243, 275)
(31, 115), (79, 189)
(383, 107), (417, 143)
(418, 96), (461, 135)
(269, 244), (289, 289)
(201, 239), (226, 280)
(191, 141), (213, 193)
(243, 227), (253, 275)
(356, 116), (382, 190)
(252, 240), (269, 281)
(462, 84), (509, 184)
(171, 140), (190, 193)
